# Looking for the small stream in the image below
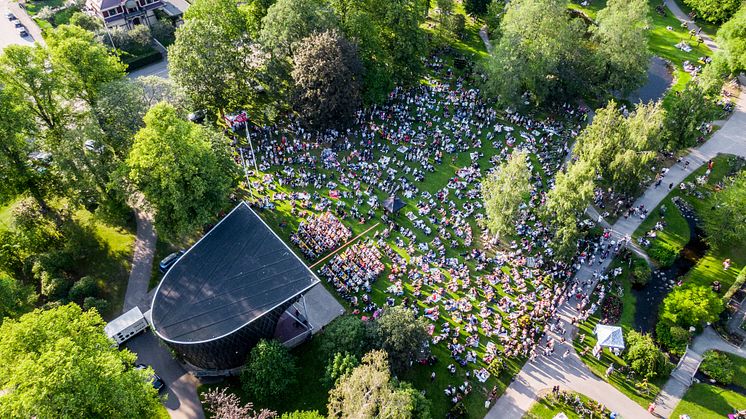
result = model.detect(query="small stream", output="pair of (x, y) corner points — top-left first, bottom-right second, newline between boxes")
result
(633, 199), (709, 333)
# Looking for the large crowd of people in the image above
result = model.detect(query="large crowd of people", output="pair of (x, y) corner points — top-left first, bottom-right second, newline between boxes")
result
(243, 54), (609, 406)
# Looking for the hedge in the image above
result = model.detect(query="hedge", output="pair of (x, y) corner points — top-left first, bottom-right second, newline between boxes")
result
(123, 49), (163, 72)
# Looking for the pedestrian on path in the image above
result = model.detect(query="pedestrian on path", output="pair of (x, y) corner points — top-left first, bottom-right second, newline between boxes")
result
(648, 402), (656, 414)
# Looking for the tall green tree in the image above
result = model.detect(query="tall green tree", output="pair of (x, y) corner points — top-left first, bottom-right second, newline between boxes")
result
(329, 0), (427, 103)
(292, 30), (363, 128)
(260, 0), (337, 58)
(592, 0), (650, 97)
(46, 25), (126, 108)
(660, 285), (724, 328)
(126, 102), (238, 241)
(241, 339), (297, 404)
(624, 331), (670, 379)
(717, 4), (746, 71)
(664, 83), (714, 150)
(683, 0), (742, 23)
(464, 0), (490, 15)
(0, 304), (162, 418)
(544, 159), (595, 260)
(704, 170), (746, 248)
(574, 100), (663, 195)
(373, 306), (429, 373)
(483, 0), (589, 105)
(481, 151), (531, 239)
(0, 86), (54, 212)
(327, 350), (429, 418)
(170, 0), (266, 113)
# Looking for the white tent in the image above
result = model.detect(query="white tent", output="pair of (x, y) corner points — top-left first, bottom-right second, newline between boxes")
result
(593, 324), (625, 350)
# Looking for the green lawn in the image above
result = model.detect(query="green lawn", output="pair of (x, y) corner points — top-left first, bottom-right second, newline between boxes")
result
(725, 352), (746, 390)
(525, 391), (610, 419)
(671, 383), (746, 419)
(24, 0), (65, 16)
(633, 155), (746, 296)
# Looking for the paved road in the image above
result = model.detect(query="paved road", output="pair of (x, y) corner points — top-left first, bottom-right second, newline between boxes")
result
(123, 205), (157, 311)
(665, 0), (718, 52)
(0, 0), (37, 51)
(125, 330), (205, 419)
(127, 57), (169, 79)
(489, 82), (746, 418)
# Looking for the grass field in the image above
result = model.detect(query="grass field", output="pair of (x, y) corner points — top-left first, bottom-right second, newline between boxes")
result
(671, 383), (746, 418)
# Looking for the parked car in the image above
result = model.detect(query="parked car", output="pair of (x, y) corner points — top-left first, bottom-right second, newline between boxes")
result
(14, 21), (23, 28)
(135, 364), (165, 392)
(17, 27), (27, 37)
(159, 250), (185, 273)
(5, 12), (16, 20)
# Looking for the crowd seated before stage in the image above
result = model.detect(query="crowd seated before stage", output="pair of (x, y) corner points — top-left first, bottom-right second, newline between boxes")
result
(291, 212), (352, 260)
(241, 53), (624, 405)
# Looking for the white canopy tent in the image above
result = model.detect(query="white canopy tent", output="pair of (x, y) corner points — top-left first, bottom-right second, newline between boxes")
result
(593, 324), (625, 350)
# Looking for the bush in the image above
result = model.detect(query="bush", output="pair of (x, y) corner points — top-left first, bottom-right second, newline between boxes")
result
(322, 352), (358, 387)
(150, 19), (175, 46)
(660, 285), (725, 329)
(68, 276), (98, 302)
(625, 331), (671, 379)
(83, 296), (108, 313)
(700, 350), (734, 384)
(655, 321), (690, 356)
(648, 241), (678, 267)
(69, 11), (101, 32)
(319, 316), (370, 360)
(629, 258), (652, 288)
(241, 339), (297, 404)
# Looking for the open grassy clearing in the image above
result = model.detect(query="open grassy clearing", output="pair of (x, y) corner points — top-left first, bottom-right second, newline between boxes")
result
(671, 383), (746, 418)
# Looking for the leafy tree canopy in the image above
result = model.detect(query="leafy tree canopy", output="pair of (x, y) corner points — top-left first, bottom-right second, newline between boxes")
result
(241, 339), (297, 404)
(0, 304), (162, 418)
(659, 285), (724, 328)
(126, 102), (238, 241)
(481, 151), (532, 239)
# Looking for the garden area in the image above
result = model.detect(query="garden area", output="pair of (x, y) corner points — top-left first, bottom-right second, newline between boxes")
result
(525, 390), (611, 419)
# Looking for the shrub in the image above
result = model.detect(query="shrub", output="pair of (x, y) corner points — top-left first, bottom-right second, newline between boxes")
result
(700, 350), (734, 384)
(68, 276), (98, 302)
(625, 331), (671, 379)
(322, 352), (358, 387)
(629, 258), (652, 288)
(660, 285), (724, 329)
(683, 0), (741, 23)
(655, 321), (690, 356)
(648, 241), (678, 267)
(319, 316), (370, 360)
(83, 296), (108, 313)
(241, 339), (297, 403)
(150, 20), (175, 46)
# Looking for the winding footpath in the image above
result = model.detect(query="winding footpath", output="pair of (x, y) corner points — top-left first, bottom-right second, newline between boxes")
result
(488, 76), (746, 419)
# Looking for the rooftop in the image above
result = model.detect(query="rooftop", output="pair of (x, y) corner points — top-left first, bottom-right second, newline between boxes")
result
(151, 202), (319, 344)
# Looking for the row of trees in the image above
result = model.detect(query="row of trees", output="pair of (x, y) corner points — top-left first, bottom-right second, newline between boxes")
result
(234, 309), (430, 416)
(483, 0), (651, 107)
(169, 0), (428, 128)
(0, 23), (238, 318)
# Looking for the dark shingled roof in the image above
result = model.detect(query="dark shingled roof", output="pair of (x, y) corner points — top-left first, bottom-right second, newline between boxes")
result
(151, 202), (319, 343)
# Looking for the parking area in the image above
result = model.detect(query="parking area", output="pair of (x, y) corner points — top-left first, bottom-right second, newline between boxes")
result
(0, 0), (38, 51)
